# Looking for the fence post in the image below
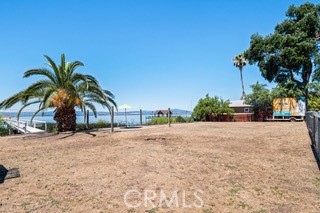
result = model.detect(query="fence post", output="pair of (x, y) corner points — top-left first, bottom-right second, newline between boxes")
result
(168, 108), (171, 127)
(45, 122), (48, 132)
(307, 112), (320, 161)
(313, 114), (316, 144)
(317, 117), (320, 159)
(140, 109), (142, 127)
(86, 110), (89, 129)
(315, 116), (318, 147)
(111, 106), (114, 133)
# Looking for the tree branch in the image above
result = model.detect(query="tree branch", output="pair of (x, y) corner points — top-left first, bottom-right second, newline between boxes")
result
(289, 70), (303, 86)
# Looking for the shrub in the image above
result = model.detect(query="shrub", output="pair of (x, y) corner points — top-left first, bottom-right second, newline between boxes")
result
(186, 117), (194, 122)
(41, 120), (111, 133)
(38, 123), (57, 133)
(192, 94), (234, 121)
(76, 120), (111, 130)
(0, 117), (11, 136)
(94, 119), (109, 128)
(175, 116), (186, 123)
(148, 117), (176, 125)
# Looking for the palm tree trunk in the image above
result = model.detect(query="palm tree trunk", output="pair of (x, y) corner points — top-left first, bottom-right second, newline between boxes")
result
(54, 107), (76, 132)
(240, 68), (245, 100)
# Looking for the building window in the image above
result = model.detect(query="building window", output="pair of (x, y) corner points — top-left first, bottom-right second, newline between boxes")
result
(244, 108), (250, 113)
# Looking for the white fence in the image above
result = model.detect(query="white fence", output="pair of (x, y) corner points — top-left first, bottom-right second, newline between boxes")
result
(305, 112), (320, 161)
(3, 118), (47, 134)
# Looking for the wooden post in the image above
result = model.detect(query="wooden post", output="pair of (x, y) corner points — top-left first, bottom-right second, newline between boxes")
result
(140, 109), (143, 127)
(86, 110), (89, 129)
(168, 108), (171, 127)
(125, 108), (127, 127)
(111, 106), (114, 132)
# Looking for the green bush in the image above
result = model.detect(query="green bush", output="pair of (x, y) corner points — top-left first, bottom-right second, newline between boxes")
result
(186, 117), (194, 122)
(77, 119), (111, 130)
(0, 117), (11, 136)
(41, 120), (111, 133)
(175, 116), (186, 123)
(192, 94), (234, 121)
(38, 123), (57, 133)
(148, 117), (176, 125)
(93, 119), (109, 128)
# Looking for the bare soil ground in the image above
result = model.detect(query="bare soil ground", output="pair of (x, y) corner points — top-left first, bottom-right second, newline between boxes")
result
(0, 122), (319, 212)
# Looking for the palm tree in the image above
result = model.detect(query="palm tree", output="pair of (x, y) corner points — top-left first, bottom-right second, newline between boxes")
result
(233, 54), (247, 100)
(0, 54), (117, 132)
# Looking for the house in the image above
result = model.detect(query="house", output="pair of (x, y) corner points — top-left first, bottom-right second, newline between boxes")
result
(229, 100), (254, 113)
(229, 100), (254, 122)
(153, 110), (172, 117)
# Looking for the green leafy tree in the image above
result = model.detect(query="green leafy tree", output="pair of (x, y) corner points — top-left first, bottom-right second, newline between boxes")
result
(244, 3), (320, 110)
(245, 82), (272, 113)
(0, 54), (117, 132)
(307, 81), (320, 111)
(271, 81), (303, 99)
(309, 96), (320, 111)
(246, 81), (306, 114)
(192, 94), (234, 121)
(233, 54), (247, 100)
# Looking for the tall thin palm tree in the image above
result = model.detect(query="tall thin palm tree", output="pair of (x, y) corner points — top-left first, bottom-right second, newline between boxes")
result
(233, 54), (247, 100)
(0, 54), (117, 132)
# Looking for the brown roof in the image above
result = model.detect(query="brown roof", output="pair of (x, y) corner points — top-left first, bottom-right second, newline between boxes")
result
(154, 110), (172, 114)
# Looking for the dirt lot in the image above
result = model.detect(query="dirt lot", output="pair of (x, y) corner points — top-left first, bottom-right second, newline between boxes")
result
(0, 122), (319, 212)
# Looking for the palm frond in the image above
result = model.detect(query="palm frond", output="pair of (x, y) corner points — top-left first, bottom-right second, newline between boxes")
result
(24, 80), (55, 94)
(69, 61), (84, 78)
(44, 55), (62, 86)
(23, 68), (57, 84)
(17, 100), (41, 120)
(103, 89), (115, 99)
(0, 91), (28, 109)
(72, 73), (89, 88)
(84, 101), (97, 117)
(59, 54), (67, 85)
(85, 75), (99, 85)
(30, 107), (46, 123)
(42, 88), (57, 108)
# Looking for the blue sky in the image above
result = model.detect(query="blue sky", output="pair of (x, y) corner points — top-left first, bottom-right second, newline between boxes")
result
(0, 0), (317, 111)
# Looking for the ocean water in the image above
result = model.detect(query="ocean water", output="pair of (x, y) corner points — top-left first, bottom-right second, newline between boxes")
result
(18, 114), (191, 125)
(17, 115), (148, 125)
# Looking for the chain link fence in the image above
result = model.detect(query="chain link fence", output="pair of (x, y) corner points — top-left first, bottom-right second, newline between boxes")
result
(305, 112), (320, 161)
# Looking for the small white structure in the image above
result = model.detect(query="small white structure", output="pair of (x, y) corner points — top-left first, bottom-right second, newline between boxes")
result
(229, 100), (254, 113)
